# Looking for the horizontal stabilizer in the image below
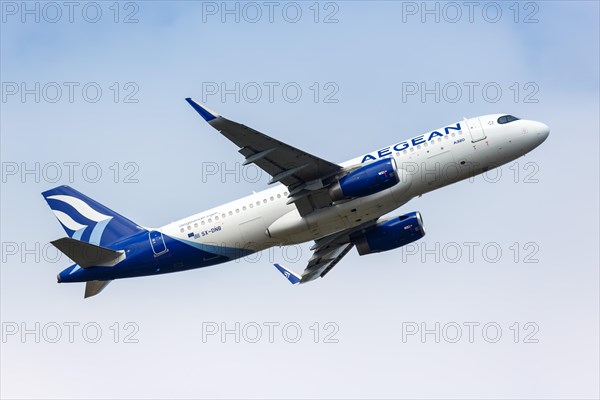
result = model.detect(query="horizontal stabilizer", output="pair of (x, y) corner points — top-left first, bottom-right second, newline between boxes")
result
(85, 280), (112, 298)
(274, 263), (302, 285)
(51, 237), (125, 268)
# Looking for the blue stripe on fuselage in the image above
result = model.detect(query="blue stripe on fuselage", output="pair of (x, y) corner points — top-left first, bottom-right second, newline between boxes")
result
(57, 232), (254, 283)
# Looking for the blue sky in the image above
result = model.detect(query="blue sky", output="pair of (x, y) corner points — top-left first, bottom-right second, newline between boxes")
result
(1, 1), (599, 398)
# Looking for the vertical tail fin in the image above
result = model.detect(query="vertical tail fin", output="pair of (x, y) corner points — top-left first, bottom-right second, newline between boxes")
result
(42, 185), (145, 246)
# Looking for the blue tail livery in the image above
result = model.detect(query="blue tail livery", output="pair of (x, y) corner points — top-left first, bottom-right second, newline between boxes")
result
(42, 185), (145, 246)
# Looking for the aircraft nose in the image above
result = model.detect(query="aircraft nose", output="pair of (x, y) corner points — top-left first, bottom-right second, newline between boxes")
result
(534, 121), (550, 143)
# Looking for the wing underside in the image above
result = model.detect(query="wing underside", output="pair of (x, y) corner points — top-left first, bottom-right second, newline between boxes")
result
(273, 219), (379, 284)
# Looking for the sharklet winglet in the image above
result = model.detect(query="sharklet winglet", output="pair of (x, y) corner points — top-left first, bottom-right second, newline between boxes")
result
(273, 263), (302, 285)
(185, 98), (219, 122)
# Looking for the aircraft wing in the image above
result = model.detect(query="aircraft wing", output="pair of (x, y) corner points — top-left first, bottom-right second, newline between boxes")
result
(186, 98), (343, 215)
(273, 220), (378, 284)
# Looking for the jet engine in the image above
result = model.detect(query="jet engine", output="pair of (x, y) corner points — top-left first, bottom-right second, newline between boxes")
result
(329, 158), (399, 201)
(351, 212), (425, 256)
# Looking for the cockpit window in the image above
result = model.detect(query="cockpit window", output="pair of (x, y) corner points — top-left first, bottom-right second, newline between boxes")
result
(497, 115), (519, 124)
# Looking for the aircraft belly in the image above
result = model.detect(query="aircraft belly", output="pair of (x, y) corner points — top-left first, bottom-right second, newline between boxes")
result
(268, 187), (411, 244)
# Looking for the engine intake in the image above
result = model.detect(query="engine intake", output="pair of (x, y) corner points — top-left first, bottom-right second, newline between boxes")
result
(330, 158), (399, 202)
(352, 212), (425, 256)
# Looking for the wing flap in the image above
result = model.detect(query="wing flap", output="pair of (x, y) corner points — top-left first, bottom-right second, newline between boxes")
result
(273, 242), (354, 285)
(272, 219), (382, 285)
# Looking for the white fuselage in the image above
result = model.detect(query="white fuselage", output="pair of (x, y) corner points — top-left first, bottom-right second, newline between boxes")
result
(162, 114), (549, 255)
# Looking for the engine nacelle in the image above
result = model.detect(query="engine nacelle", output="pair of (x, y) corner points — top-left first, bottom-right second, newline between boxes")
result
(351, 212), (425, 256)
(330, 158), (399, 201)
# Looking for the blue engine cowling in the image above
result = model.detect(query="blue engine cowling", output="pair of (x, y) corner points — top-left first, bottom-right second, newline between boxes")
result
(330, 158), (399, 201)
(351, 212), (425, 256)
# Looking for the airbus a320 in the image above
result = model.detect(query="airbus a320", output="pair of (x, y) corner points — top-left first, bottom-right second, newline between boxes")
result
(42, 99), (549, 297)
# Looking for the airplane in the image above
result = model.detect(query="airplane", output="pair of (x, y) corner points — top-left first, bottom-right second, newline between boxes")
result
(42, 99), (549, 297)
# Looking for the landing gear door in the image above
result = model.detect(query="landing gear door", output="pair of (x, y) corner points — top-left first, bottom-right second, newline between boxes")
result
(149, 230), (168, 256)
(467, 117), (486, 142)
